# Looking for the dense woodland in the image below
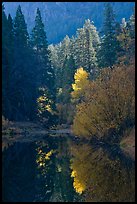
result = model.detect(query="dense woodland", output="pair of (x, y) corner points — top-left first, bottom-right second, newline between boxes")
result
(2, 2), (135, 139)
(2, 2), (135, 202)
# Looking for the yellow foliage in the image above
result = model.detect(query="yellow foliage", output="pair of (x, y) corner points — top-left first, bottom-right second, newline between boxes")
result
(37, 87), (55, 121)
(71, 169), (86, 194)
(71, 170), (77, 177)
(36, 148), (55, 168)
(73, 179), (85, 194)
(37, 95), (53, 113)
(71, 67), (90, 101)
(70, 144), (93, 195)
(72, 64), (135, 138)
(70, 142), (135, 202)
(45, 150), (54, 160)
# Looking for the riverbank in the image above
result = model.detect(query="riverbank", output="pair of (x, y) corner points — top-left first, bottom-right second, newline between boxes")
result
(2, 122), (135, 161)
(2, 122), (73, 151)
(2, 121), (48, 151)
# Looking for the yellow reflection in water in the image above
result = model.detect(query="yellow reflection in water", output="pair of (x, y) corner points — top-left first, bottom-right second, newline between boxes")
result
(71, 169), (85, 194)
(69, 142), (135, 202)
(36, 147), (55, 168)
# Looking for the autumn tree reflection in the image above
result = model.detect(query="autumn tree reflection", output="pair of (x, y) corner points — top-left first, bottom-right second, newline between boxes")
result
(70, 142), (135, 202)
(35, 141), (56, 202)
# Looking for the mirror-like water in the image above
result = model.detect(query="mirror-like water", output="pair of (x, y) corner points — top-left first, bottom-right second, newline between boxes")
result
(2, 134), (135, 202)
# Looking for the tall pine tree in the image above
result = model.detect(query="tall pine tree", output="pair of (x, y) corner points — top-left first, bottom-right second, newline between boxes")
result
(73, 19), (100, 78)
(98, 3), (120, 68)
(12, 5), (37, 120)
(2, 4), (9, 119)
(31, 8), (56, 126)
(31, 8), (55, 94)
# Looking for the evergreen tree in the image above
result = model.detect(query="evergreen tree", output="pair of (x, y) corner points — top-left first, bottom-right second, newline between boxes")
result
(116, 18), (129, 62)
(69, 35), (76, 62)
(74, 28), (85, 69)
(48, 44), (59, 70)
(48, 44), (61, 91)
(56, 55), (76, 124)
(128, 8), (135, 39)
(49, 19), (100, 91)
(74, 20), (99, 77)
(7, 14), (14, 50)
(6, 15), (14, 75)
(49, 35), (72, 92)
(2, 4), (9, 119)
(83, 19), (100, 53)
(127, 9), (135, 57)
(31, 8), (55, 96)
(83, 19), (98, 76)
(98, 3), (120, 68)
(63, 55), (76, 87)
(117, 10), (135, 64)
(31, 8), (56, 126)
(2, 4), (8, 47)
(11, 5), (37, 120)
(58, 55), (76, 103)
(61, 35), (71, 59)
(2, 6), (17, 120)
(55, 35), (71, 70)
(14, 5), (29, 47)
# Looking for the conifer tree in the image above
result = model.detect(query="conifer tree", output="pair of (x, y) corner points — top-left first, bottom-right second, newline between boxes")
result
(2, 4), (9, 118)
(49, 35), (72, 93)
(48, 44), (61, 90)
(31, 8), (56, 126)
(61, 35), (71, 59)
(83, 19), (100, 53)
(7, 14), (15, 74)
(48, 44), (59, 70)
(11, 5), (37, 120)
(55, 35), (71, 70)
(127, 10), (135, 57)
(69, 35), (76, 63)
(98, 3), (120, 68)
(14, 5), (29, 47)
(74, 20), (99, 77)
(59, 55), (76, 103)
(83, 20), (98, 76)
(74, 28), (85, 69)
(31, 8), (55, 96)
(128, 8), (135, 39)
(2, 4), (8, 47)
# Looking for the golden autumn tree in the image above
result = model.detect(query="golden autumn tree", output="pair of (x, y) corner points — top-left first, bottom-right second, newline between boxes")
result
(37, 87), (57, 127)
(71, 67), (90, 102)
(72, 63), (135, 140)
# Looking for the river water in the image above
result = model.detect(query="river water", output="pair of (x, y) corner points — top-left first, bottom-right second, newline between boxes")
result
(2, 133), (135, 202)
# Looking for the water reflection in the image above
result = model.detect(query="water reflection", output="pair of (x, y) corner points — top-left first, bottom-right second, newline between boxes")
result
(2, 142), (38, 202)
(2, 134), (135, 202)
(70, 142), (135, 202)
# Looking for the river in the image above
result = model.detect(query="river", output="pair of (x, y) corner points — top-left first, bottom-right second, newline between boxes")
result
(2, 133), (135, 202)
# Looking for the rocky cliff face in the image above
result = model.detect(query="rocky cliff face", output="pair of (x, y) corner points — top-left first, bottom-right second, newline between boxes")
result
(4, 2), (134, 44)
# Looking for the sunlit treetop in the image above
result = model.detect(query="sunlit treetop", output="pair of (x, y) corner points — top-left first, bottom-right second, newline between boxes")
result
(71, 67), (90, 101)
